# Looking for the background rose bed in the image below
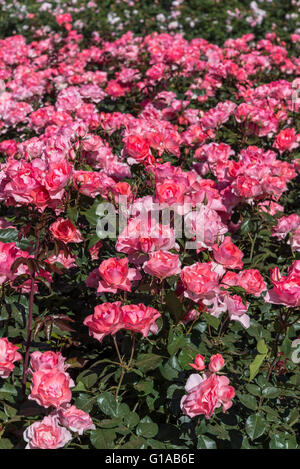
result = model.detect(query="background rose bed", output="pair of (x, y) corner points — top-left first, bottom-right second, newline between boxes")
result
(0, 0), (299, 450)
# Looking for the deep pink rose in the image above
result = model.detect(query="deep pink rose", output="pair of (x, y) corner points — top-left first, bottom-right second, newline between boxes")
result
(83, 302), (123, 342)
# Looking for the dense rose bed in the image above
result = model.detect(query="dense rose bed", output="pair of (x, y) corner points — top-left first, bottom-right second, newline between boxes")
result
(0, 17), (299, 449)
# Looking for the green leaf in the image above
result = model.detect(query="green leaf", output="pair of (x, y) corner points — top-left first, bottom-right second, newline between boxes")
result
(90, 429), (116, 449)
(197, 435), (217, 449)
(249, 353), (267, 381)
(262, 387), (280, 398)
(0, 438), (14, 449)
(245, 414), (267, 440)
(136, 418), (158, 438)
(257, 339), (268, 355)
(269, 433), (298, 449)
(238, 393), (257, 411)
(135, 353), (163, 372)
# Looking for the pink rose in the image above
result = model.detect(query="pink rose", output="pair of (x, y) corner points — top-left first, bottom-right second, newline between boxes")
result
(212, 237), (244, 269)
(265, 260), (300, 307)
(24, 414), (72, 449)
(225, 294), (250, 329)
(209, 354), (225, 372)
(121, 304), (161, 337)
(83, 302), (123, 342)
(58, 405), (95, 435)
(29, 369), (74, 408)
(98, 257), (141, 293)
(30, 351), (68, 373)
(0, 338), (22, 378)
(273, 128), (299, 154)
(180, 262), (219, 302)
(180, 372), (235, 419)
(189, 354), (206, 371)
(49, 219), (83, 244)
(143, 251), (181, 280)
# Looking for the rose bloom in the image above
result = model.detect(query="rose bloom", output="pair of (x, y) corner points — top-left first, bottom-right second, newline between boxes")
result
(112, 182), (133, 204)
(58, 405), (95, 435)
(143, 251), (181, 280)
(125, 135), (151, 163)
(50, 218), (83, 244)
(24, 415), (72, 450)
(209, 354), (225, 372)
(89, 241), (103, 260)
(180, 372), (235, 419)
(212, 237), (244, 269)
(98, 257), (141, 293)
(180, 262), (219, 302)
(273, 128), (299, 154)
(121, 304), (161, 337)
(0, 338), (22, 379)
(189, 354), (206, 371)
(265, 260), (300, 307)
(30, 351), (68, 373)
(83, 301), (123, 342)
(156, 179), (186, 205)
(29, 369), (74, 408)
(225, 294), (250, 329)
(222, 269), (267, 297)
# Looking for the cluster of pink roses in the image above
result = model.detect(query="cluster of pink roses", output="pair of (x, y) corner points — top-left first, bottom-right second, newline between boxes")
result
(24, 351), (95, 449)
(84, 301), (161, 342)
(181, 354), (235, 419)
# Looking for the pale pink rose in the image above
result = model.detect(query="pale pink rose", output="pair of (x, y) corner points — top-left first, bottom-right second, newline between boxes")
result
(143, 251), (181, 280)
(189, 354), (206, 371)
(97, 257), (141, 293)
(121, 304), (161, 337)
(225, 294), (250, 329)
(209, 354), (225, 372)
(49, 219), (83, 244)
(29, 369), (74, 408)
(0, 338), (22, 378)
(58, 405), (95, 435)
(212, 237), (244, 269)
(180, 262), (219, 302)
(83, 302), (123, 342)
(156, 179), (186, 205)
(30, 351), (68, 373)
(24, 415), (72, 449)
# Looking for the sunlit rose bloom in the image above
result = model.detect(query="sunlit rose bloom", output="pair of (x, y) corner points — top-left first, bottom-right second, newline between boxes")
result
(29, 369), (74, 408)
(0, 338), (22, 378)
(209, 354), (225, 372)
(98, 257), (141, 293)
(49, 218), (83, 244)
(143, 251), (181, 280)
(24, 415), (72, 449)
(121, 304), (161, 337)
(265, 261), (300, 307)
(273, 128), (299, 154)
(180, 262), (219, 302)
(212, 237), (244, 269)
(181, 372), (235, 419)
(29, 351), (68, 373)
(225, 294), (250, 329)
(189, 354), (206, 371)
(83, 302), (123, 342)
(58, 405), (95, 435)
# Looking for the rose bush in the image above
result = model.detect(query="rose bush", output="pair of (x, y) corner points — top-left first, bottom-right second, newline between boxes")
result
(0, 0), (298, 451)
